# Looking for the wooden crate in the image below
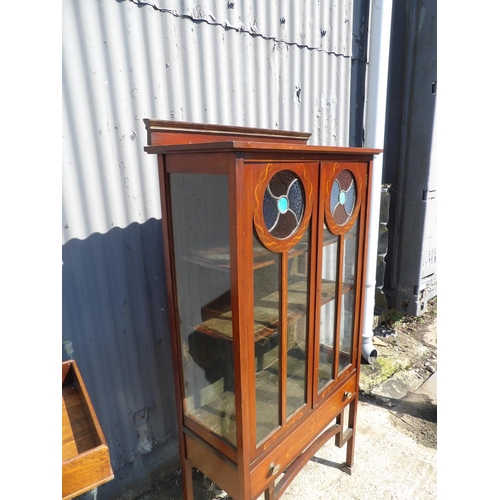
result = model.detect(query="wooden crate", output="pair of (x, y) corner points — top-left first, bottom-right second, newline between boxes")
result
(62, 360), (114, 499)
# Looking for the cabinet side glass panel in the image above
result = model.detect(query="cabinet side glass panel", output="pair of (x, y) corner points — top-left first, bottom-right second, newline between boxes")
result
(286, 229), (310, 418)
(169, 173), (236, 446)
(339, 219), (359, 374)
(253, 233), (280, 444)
(318, 225), (339, 392)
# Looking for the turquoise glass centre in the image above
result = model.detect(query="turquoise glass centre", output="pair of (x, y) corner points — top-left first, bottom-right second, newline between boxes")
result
(277, 196), (289, 213)
(339, 191), (346, 205)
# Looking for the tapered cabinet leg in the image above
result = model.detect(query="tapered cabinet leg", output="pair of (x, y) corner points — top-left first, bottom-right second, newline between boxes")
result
(181, 456), (194, 500)
(265, 480), (276, 500)
(344, 400), (357, 473)
(346, 436), (354, 469)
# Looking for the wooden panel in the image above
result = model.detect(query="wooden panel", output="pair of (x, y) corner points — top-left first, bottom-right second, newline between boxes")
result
(62, 386), (99, 460)
(62, 362), (72, 384)
(62, 361), (113, 500)
(273, 420), (343, 498)
(185, 432), (240, 499)
(163, 151), (233, 174)
(184, 415), (238, 463)
(62, 446), (113, 500)
(250, 375), (356, 498)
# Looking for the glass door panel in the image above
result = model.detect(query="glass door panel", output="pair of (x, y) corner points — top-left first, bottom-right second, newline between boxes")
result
(252, 164), (314, 446)
(286, 229), (310, 419)
(338, 219), (359, 374)
(316, 163), (364, 393)
(318, 225), (339, 391)
(169, 173), (236, 446)
(253, 233), (281, 444)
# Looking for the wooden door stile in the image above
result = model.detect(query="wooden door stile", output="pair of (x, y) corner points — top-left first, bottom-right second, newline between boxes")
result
(345, 160), (370, 470)
(159, 158), (186, 417)
(158, 156), (194, 499)
(312, 163), (328, 405)
(279, 251), (288, 426)
(229, 158), (254, 498)
(305, 163), (320, 409)
(351, 163), (368, 369)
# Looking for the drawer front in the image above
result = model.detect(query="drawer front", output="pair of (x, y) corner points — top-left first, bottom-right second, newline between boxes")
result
(250, 374), (356, 498)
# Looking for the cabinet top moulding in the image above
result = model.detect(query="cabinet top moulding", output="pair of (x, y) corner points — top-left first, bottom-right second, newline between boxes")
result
(144, 119), (311, 146)
(143, 119), (382, 156)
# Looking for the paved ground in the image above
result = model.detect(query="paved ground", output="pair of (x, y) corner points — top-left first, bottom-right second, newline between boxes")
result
(274, 373), (437, 500)
(138, 300), (438, 500)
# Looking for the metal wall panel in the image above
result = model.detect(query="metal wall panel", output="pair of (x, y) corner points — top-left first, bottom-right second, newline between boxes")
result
(381, 0), (437, 316)
(62, 0), (358, 496)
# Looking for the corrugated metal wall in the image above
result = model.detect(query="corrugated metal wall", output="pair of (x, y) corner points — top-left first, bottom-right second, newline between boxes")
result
(62, 1), (364, 497)
(381, 0), (437, 316)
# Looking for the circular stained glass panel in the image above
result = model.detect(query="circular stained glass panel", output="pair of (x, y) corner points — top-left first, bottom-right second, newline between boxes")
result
(330, 170), (356, 226)
(263, 170), (305, 239)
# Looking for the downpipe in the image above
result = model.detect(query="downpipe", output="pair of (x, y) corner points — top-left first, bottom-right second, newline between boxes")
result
(362, 0), (393, 364)
(362, 182), (382, 364)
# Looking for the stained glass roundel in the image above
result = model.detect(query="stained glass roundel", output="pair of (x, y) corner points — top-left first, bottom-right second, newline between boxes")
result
(330, 170), (356, 226)
(263, 170), (305, 239)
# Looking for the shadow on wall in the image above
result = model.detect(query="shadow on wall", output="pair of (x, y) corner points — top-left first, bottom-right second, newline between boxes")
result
(62, 218), (181, 498)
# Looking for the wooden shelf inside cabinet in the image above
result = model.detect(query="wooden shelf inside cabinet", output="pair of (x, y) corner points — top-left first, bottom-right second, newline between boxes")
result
(187, 344), (310, 447)
(62, 360), (114, 500)
(182, 242), (309, 272)
(196, 278), (353, 342)
(323, 230), (356, 246)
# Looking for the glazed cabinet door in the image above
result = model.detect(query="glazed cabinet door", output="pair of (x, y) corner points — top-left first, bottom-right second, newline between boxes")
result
(167, 172), (239, 453)
(314, 162), (368, 401)
(249, 162), (319, 457)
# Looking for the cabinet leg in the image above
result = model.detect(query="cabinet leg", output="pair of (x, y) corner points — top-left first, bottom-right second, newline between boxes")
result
(181, 456), (194, 500)
(345, 398), (357, 471)
(265, 481), (276, 500)
(338, 438), (354, 476)
(345, 435), (354, 469)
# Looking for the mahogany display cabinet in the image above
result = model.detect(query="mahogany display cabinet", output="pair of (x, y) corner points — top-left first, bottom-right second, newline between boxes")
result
(144, 120), (381, 500)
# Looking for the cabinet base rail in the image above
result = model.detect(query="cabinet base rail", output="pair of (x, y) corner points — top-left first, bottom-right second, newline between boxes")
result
(264, 421), (353, 500)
